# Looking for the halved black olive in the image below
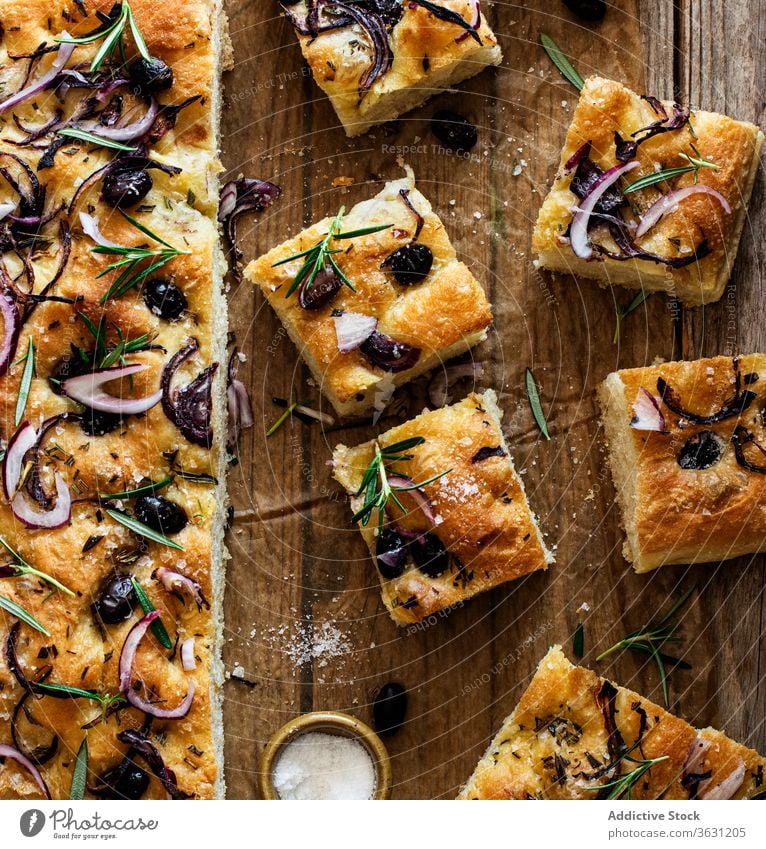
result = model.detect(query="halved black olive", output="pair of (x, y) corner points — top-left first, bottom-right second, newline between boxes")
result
(298, 267), (343, 310)
(677, 430), (724, 470)
(359, 331), (421, 372)
(135, 495), (188, 535)
(375, 527), (408, 580)
(412, 533), (449, 578)
(96, 759), (150, 800)
(129, 56), (174, 95)
(562, 0), (606, 22)
(79, 408), (123, 437)
(94, 573), (136, 625)
(431, 110), (478, 153)
(102, 167), (153, 208)
(381, 243), (433, 285)
(143, 277), (188, 320)
(373, 682), (408, 736)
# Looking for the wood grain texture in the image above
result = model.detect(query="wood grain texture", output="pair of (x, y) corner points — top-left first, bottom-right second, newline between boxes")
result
(220, 1), (766, 798)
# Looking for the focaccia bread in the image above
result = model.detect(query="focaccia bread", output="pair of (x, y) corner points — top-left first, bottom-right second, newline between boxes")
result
(0, 0), (229, 799)
(245, 168), (493, 418)
(533, 76), (763, 306)
(459, 646), (766, 799)
(279, 1), (502, 136)
(599, 354), (766, 574)
(332, 390), (552, 625)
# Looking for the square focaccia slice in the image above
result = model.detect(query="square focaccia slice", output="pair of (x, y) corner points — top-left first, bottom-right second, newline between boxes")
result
(598, 354), (766, 573)
(332, 390), (552, 625)
(279, 1), (502, 136)
(246, 169), (493, 418)
(459, 646), (766, 799)
(532, 76), (764, 306)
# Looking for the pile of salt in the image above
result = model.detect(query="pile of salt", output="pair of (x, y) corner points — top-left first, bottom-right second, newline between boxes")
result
(272, 731), (376, 800)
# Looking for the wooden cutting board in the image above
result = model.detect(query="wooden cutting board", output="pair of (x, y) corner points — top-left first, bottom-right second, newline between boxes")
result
(220, 0), (766, 798)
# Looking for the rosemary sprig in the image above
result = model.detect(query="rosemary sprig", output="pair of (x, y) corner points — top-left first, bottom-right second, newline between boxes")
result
(57, 127), (137, 153)
(597, 587), (694, 706)
(106, 507), (184, 551)
(614, 290), (651, 344)
(272, 207), (391, 298)
(100, 476), (173, 501)
(35, 682), (126, 714)
(130, 576), (172, 649)
(351, 436), (451, 529)
(69, 736), (88, 800)
(79, 312), (155, 368)
(540, 33), (584, 92)
(14, 338), (35, 427)
(589, 754), (670, 799)
(0, 594), (49, 635)
(92, 211), (188, 304)
(525, 367), (550, 440)
(57, 1), (152, 72)
(623, 147), (719, 194)
(266, 402), (297, 437)
(0, 534), (75, 597)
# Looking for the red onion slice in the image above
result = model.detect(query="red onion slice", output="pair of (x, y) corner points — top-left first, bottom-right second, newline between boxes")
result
(333, 311), (378, 353)
(0, 202), (16, 221)
(570, 160), (640, 260)
(630, 387), (667, 432)
(76, 98), (159, 142)
(456, 0), (481, 42)
(62, 363), (163, 415)
(0, 38), (75, 114)
(119, 611), (195, 720)
(700, 759), (746, 800)
(156, 566), (210, 610)
(180, 638), (196, 672)
(635, 184), (731, 239)
(683, 737), (711, 777)
(0, 292), (21, 376)
(387, 474), (436, 524)
(78, 211), (119, 248)
(2, 421), (36, 500)
(0, 742), (51, 799)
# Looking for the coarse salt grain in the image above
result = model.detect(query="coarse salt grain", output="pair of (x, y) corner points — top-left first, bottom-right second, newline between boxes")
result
(272, 732), (376, 800)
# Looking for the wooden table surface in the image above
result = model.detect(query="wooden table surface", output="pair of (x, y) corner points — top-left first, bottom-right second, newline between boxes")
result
(219, 1), (766, 799)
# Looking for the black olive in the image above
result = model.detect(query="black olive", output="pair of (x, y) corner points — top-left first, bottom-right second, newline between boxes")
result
(143, 277), (188, 320)
(135, 495), (188, 535)
(49, 355), (88, 395)
(98, 759), (150, 800)
(359, 331), (421, 372)
(412, 533), (449, 578)
(129, 56), (174, 95)
(677, 430), (724, 470)
(375, 527), (408, 580)
(102, 167), (153, 208)
(94, 573), (136, 625)
(382, 243), (433, 285)
(298, 267), (343, 310)
(430, 110), (478, 153)
(79, 408), (123, 436)
(373, 682), (408, 737)
(562, 0), (607, 22)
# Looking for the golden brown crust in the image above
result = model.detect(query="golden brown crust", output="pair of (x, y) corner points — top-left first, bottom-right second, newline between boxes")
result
(284, 1), (502, 135)
(0, 0), (225, 799)
(459, 646), (766, 799)
(332, 390), (551, 625)
(599, 354), (766, 573)
(245, 170), (493, 417)
(532, 76), (763, 306)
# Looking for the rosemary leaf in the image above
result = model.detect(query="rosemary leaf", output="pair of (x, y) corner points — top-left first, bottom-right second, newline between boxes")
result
(540, 33), (584, 92)
(266, 402), (297, 436)
(130, 577), (172, 649)
(14, 338), (35, 426)
(623, 153), (719, 194)
(573, 622), (585, 659)
(0, 594), (49, 635)
(525, 367), (550, 440)
(57, 128), (137, 153)
(106, 508), (185, 551)
(69, 736), (88, 800)
(100, 476), (173, 501)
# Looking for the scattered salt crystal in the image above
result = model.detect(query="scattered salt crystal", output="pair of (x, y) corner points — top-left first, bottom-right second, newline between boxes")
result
(272, 732), (376, 800)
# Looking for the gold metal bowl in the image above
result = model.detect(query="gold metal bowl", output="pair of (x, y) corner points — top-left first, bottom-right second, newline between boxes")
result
(258, 710), (393, 800)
